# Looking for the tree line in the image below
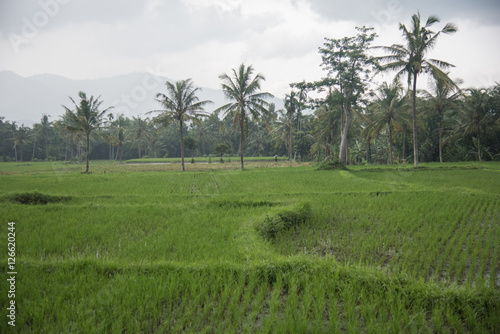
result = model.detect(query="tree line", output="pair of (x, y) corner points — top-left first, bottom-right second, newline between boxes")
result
(1, 13), (499, 171)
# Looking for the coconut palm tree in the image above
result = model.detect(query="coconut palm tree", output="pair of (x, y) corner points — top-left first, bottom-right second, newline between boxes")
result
(13, 123), (30, 162)
(215, 64), (273, 169)
(111, 114), (128, 162)
(183, 137), (197, 163)
(284, 90), (306, 164)
(61, 91), (113, 173)
(458, 88), (494, 161)
(365, 79), (407, 164)
(150, 79), (212, 171)
(271, 111), (294, 159)
(377, 12), (457, 166)
(312, 92), (343, 161)
(129, 117), (152, 159)
(192, 119), (216, 155)
(35, 114), (52, 160)
(248, 128), (270, 157)
(422, 74), (462, 162)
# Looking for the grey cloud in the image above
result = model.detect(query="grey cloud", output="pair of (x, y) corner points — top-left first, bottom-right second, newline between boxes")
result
(0, 0), (147, 35)
(307, 0), (500, 26)
(101, 2), (279, 57)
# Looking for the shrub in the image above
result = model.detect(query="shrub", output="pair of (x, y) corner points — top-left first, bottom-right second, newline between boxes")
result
(9, 192), (71, 205)
(256, 202), (311, 240)
(316, 159), (348, 170)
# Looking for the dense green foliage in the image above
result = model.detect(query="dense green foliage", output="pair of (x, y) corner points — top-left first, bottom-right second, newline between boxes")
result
(2, 79), (498, 166)
(0, 161), (499, 332)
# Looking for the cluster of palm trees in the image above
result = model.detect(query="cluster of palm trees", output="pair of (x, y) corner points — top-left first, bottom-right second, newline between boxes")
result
(1, 13), (499, 171)
(55, 64), (273, 172)
(377, 13), (459, 166)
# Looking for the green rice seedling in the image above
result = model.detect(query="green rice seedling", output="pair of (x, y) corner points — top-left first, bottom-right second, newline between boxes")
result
(325, 278), (341, 332)
(445, 308), (466, 333)
(282, 275), (299, 331)
(311, 276), (327, 330)
(246, 278), (269, 329)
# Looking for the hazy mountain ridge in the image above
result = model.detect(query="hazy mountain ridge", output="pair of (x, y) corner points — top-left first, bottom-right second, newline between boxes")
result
(0, 71), (284, 125)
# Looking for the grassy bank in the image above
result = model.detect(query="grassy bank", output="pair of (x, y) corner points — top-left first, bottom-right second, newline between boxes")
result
(124, 156), (287, 164)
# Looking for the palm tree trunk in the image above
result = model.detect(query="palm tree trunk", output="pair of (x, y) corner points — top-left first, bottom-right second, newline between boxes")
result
(388, 121), (394, 165)
(68, 136), (72, 161)
(45, 138), (49, 161)
(119, 142), (123, 163)
(339, 103), (351, 164)
(85, 131), (90, 173)
(438, 112), (443, 163)
(412, 73), (419, 166)
(32, 137), (36, 161)
(477, 125), (481, 162)
(240, 115), (244, 169)
(402, 128), (406, 162)
(180, 120), (185, 171)
(367, 138), (372, 164)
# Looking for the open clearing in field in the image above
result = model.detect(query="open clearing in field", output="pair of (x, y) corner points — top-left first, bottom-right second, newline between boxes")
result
(1, 161), (499, 332)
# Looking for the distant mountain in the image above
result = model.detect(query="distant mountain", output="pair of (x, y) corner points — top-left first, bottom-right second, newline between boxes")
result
(0, 71), (284, 126)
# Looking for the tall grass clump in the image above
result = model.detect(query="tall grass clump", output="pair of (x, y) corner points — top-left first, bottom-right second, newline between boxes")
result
(255, 201), (311, 240)
(316, 159), (348, 170)
(6, 191), (71, 205)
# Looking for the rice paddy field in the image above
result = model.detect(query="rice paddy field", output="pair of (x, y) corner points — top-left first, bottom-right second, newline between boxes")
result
(0, 160), (499, 333)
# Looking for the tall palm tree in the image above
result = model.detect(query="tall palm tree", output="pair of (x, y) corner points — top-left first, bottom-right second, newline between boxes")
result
(271, 110), (293, 157)
(284, 91), (306, 165)
(215, 64), (273, 169)
(248, 128), (270, 156)
(13, 123), (30, 162)
(218, 123), (235, 149)
(365, 79), (407, 164)
(129, 117), (152, 159)
(458, 88), (494, 161)
(422, 74), (462, 162)
(61, 91), (113, 173)
(192, 119), (216, 155)
(150, 79), (211, 171)
(111, 114), (128, 162)
(377, 13), (457, 166)
(34, 114), (52, 160)
(42, 114), (53, 160)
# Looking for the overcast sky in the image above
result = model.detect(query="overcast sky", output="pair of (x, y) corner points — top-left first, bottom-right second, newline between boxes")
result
(1, 0), (499, 98)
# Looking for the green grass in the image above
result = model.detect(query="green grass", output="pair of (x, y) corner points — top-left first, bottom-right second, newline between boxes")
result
(0, 161), (499, 332)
